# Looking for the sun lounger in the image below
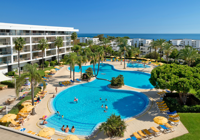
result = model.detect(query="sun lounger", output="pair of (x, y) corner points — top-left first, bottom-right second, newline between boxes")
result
(70, 80), (75, 83)
(20, 128), (26, 132)
(123, 138), (131, 140)
(168, 114), (180, 119)
(14, 126), (22, 130)
(0, 106), (6, 113)
(159, 125), (171, 133)
(0, 84), (8, 90)
(149, 127), (161, 136)
(76, 78), (81, 82)
(165, 123), (175, 132)
(168, 118), (180, 126)
(133, 132), (143, 140)
(27, 130), (37, 135)
(143, 129), (154, 139)
(59, 82), (64, 86)
(130, 136), (137, 140)
(138, 130), (148, 139)
(156, 101), (165, 105)
(167, 111), (177, 115)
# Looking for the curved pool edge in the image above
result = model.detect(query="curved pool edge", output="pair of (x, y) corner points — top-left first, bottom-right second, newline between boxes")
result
(45, 63), (154, 137)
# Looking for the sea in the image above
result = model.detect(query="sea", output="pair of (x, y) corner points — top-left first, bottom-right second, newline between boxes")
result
(78, 34), (200, 41)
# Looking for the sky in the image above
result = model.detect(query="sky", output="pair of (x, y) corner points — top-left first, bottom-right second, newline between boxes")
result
(1, 0), (200, 33)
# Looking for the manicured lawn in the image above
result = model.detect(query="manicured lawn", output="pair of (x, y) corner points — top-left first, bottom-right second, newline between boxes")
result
(37, 66), (54, 77)
(172, 113), (200, 140)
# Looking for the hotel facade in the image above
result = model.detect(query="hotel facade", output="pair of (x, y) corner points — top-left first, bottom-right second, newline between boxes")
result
(0, 23), (78, 73)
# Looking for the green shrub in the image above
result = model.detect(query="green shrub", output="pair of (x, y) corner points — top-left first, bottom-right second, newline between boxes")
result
(145, 52), (159, 59)
(111, 74), (124, 87)
(7, 71), (15, 76)
(44, 61), (49, 67)
(54, 60), (58, 65)
(50, 61), (56, 66)
(82, 67), (93, 80)
(1, 81), (15, 88)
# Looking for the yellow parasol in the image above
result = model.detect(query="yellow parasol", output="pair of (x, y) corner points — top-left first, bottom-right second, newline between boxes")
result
(63, 135), (79, 140)
(54, 66), (60, 68)
(21, 102), (32, 106)
(37, 127), (55, 137)
(110, 56), (114, 57)
(121, 57), (124, 58)
(146, 59), (151, 61)
(153, 116), (168, 125)
(20, 105), (34, 113)
(151, 59), (155, 62)
(59, 62), (63, 64)
(0, 114), (17, 123)
(45, 70), (50, 73)
(131, 57), (135, 58)
(50, 69), (56, 72)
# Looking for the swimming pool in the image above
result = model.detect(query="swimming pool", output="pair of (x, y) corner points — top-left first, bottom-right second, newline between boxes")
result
(46, 63), (152, 136)
(127, 63), (150, 68)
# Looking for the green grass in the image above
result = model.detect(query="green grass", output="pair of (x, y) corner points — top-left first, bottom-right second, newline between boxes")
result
(37, 66), (55, 77)
(171, 113), (200, 140)
(9, 87), (41, 114)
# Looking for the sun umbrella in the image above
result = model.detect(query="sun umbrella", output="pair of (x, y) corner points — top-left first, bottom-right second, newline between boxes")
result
(37, 127), (55, 137)
(45, 70), (50, 73)
(54, 66), (59, 68)
(153, 116), (168, 125)
(63, 135), (79, 140)
(20, 105), (34, 113)
(21, 102), (32, 106)
(131, 57), (135, 58)
(146, 59), (151, 61)
(0, 114), (17, 123)
(50, 69), (56, 71)
(116, 57), (119, 59)
(151, 59), (155, 62)
(121, 57), (124, 58)
(110, 56), (114, 57)
(39, 83), (48, 86)
(59, 62), (63, 64)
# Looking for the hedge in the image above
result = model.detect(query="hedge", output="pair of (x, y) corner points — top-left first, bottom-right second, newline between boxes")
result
(1, 81), (15, 88)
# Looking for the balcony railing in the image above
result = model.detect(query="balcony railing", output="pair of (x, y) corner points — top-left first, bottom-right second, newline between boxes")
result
(32, 48), (40, 51)
(32, 56), (42, 59)
(0, 60), (11, 65)
(47, 53), (56, 56)
(0, 32), (71, 36)
(47, 40), (55, 42)
(0, 51), (11, 55)
(13, 58), (30, 62)
(0, 42), (10, 45)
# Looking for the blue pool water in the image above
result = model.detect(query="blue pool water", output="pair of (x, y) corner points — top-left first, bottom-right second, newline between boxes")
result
(46, 63), (152, 136)
(127, 63), (150, 68)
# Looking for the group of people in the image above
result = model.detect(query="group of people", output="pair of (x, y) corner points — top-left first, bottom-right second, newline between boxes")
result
(61, 125), (75, 133)
(100, 98), (108, 113)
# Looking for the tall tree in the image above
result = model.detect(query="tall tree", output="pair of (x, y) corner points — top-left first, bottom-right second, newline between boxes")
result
(102, 38), (110, 46)
(179, 45), (199, 66)
(14, 37), (26, 77)
(150, 41), (159, 59)
(169, 48), (179, 62)
(76, 56), (85, 78)
(64, 55), (72, 78)
(163, 42), (173, 64)
(87, 40), (93, 47)
(54, 37), (63, 64)
(155, 39), (166, 61)
(96, 46), (104, 76)
(71, 45), (81, 55)
(16, 63), (46, 115)
(90, 52), (98, 76)
(68, 52), (77, 81)
(38, 39), (49, 70)
(118, 38), (128, 69)
(71, 32), (78, 45)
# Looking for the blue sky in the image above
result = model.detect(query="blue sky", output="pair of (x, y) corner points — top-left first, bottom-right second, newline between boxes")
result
(1, 0), (200, 33)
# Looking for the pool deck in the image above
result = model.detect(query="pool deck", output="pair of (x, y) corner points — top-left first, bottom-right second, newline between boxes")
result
(1, 61), (188, 140)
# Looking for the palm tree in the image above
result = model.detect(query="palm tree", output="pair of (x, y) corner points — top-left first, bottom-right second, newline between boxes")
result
(90, 52), (98, 76)
(118, 39), (128, 69)
(38, 39), (49, 70)
(71, 45), (81, 55)
(99, 114), (126, 137)
(131, 47), (141, 57)
(102, 38), (110, 46)
(16, 63), (46, 115)
(77, 56), (86, 78)
(64, 55), (72, 78)
(71, 32), (78, 45)
(179, 45), (199, 66)
(68, 52), (77, 81)
(87, 40), (93, 47)
(150, 41), (159, 59)
(163, 42), (173, 63)
(54, 37), (63, 64)
(96, 46), (104, 76)
(14, 37), (26, 77)
(155, 39), (166, 61)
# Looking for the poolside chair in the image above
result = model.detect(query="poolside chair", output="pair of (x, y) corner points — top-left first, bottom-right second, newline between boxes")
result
(168, 114), (180, 119)
(59, 82), (64, 87)
(20, 128), (26, 132)
(138, 130), (148, 139)
(143, 129), (154, 139)
(130, 136), (137, 140)
(0, 106), (6, 113)
(76, 78), (81, 82)
(123, 138), (131, 140)
(9, 120), (22, 127)
(149, 127), (161, 137)
(159, 125), (171, 133)
(27, 130), (37, 135)
(156, 101), (165, 105)
(168, 118), (180, 126)
(14, 126), (22, 130)
(132, 132), (143, 140)
(57, 139), (62, 140)
(70, 80), (75, 84)
(165, 123), (175, 132)
(167, 111), (177, 115)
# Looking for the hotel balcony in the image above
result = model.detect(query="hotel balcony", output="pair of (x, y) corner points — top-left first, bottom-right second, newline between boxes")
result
(66, 42), (71, 46)
(66, 48), (71, 52)
(32, 37), (44, 44)
(13, 37), (30, 44)
(32, 52), (43, 59)
(13, 46), (31, 53)
(13, 54), (31, 62)
(0, 56), (11, 65)
(0, 47), (11, 55)
(32, 45), (41, 51)
(46, 50), (56, 56)
(46, 37), (56, 42)
(48, 44), (56, 49)
(59, 48), (65, 54)
(0, 37), (10, 46)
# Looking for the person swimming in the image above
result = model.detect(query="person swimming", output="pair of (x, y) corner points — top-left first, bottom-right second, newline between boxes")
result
(74, 97), (78, 103)
(105, 105), (108, 110)
(100, 97), (102, 100)
(71, 126), (75, 133)
(104, 110), (107, 113)
(101, 104), (103, 108)
(105, 99), (107, 101)
(57, 111), (60, 116)
(62, 115), (64, 119)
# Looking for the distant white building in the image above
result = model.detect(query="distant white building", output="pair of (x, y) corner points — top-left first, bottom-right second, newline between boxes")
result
(77, 37), (99, 45)
(170, 39), (200, 51)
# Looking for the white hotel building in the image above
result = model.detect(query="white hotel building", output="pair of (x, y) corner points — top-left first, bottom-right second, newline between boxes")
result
(77, 37), (100, 45)
(0, 23), (78, 73)
(170, 39), (200, 51)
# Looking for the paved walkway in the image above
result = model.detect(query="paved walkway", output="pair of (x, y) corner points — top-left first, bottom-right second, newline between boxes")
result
(0, 61), (189, 140)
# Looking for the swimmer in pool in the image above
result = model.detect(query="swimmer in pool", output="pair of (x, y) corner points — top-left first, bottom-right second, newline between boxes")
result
(105, 99), (107, 101)
(100, 97), (102, 100)
(101, 104), (103, 108)
(104, 110), (107, 113)
(105, 105), (108, 110)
